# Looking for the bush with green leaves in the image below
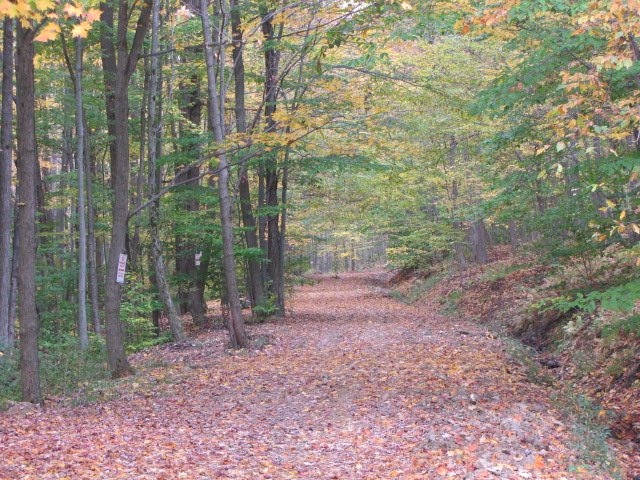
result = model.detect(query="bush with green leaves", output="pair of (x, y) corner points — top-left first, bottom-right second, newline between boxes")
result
(40, 335), (109, 396)
(121, 274), (165, 350)
(0, 347), (19, 408)
(1, 335), (109, 406)
(253, 295), (279, 319)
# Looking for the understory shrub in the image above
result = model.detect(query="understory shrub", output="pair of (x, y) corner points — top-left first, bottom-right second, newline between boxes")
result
(1, 335), (109, 406)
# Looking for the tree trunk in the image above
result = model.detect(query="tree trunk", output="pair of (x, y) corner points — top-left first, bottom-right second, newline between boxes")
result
(75, 38), (89, 350)
(100, 1), (117, 191)
(448, 136), (466, 272)
(262, 10), (284, 315)
(278, 162), (288, 306)
(0, 17), (14, 347)
(350, 240), (356, 271)
(102, 0), (151, 378)
(258, 168), (267, 289)
(61, 98), (73, 240)
(15, 22), (41, 403)
(148, 0), (184, 342)
(471, 219), (489, 265)
(508, 220), (519, 250)
(201, 0), (248, 348)
(8, 202), (18, 344)
(232, 0), (263, 309)
(175, 65), (205, 323)
(84, 125), (101, 334)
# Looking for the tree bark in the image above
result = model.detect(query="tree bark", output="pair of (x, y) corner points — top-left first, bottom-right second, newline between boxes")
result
(148, 0), (184, 342)
(0, 17), (14, 347)
(75, 37), (89, 350)
(8, 204), (17, 344)
(102, 0), (152, 378)
(262, 9), (284, 315)
(84, 125), (101, 334)
(471, 219), (489, 265)
(278, 161), (288, 306)
(231, 0), (263, 309)
(258, 167), (267, 288)
(100, 1), (117, 191)
(508, 220), (519, 250)
(175, 63), (205, 323)
(15, 22), (41, 403)
(447, 136), (466, 272)
(201, 0), (248, 348)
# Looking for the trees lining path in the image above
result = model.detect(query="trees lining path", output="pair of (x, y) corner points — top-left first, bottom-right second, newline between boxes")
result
(0, 272), (621, 479)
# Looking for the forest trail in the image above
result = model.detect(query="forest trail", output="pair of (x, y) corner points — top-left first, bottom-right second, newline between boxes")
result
(0, 272), (623, 479)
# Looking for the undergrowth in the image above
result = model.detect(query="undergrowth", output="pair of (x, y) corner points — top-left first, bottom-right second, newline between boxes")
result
(391, 273), (443, 304)
(502, 335), (620, 478)
(397, 254), (628, 477)
(1, 335), (110, 408)
(481, 262), (530, 282)
(552, 388), (621, 479)
(440, 289), (462, 316)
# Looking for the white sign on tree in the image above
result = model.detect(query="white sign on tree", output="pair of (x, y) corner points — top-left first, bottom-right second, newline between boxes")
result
(116, 253), (127, 284)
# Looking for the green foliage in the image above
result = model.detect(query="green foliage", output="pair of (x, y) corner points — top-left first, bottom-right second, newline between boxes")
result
(40, 335), (109, 397)
(601, 315), (640, 340)
(387, 223), (456, 271)
(0, 349), (19, 408)
(285, 254), (312, 285)
(391, 273), (443, 304)
(540, 279), (640, 315)
(1, 336), (110, 407)
(253, 295), (279, 319)
(121, 275), (164, 350)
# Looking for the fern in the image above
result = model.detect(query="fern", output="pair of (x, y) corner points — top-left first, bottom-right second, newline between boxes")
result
(540, 279), (640, 314)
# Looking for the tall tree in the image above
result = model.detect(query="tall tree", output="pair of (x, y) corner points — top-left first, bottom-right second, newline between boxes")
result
(85, 136), (101, 335)
(75, 37), (89, 350)
(15, 20), (40, 403)
(175, 51), (206, 323)
(101, 0), (152, 377)
(231, 0), (263, 309)
(261, 7), (284, 315)
(200, 0), (248, 348)
(148, 0), (184, 342)
(0, 17), (14, 347)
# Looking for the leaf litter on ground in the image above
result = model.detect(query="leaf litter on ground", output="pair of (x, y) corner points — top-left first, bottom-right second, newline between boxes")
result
(0, 272), (628, 479)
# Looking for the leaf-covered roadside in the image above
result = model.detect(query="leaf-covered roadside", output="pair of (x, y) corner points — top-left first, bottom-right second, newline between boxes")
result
(395, 247), (639, 478)
(0, 273), (625, 479)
